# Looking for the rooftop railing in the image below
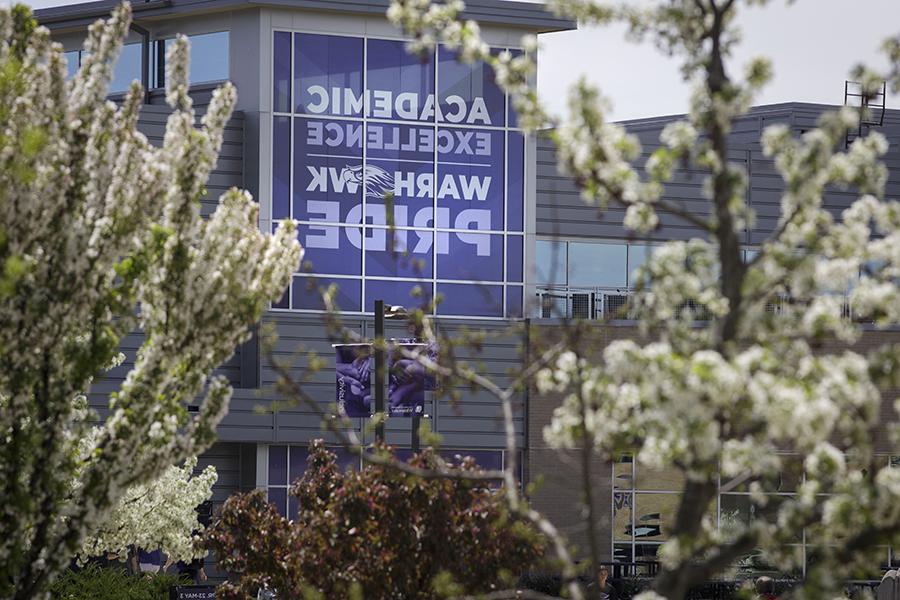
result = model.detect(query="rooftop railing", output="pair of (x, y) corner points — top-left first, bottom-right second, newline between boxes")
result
(534, 286), (866, 322)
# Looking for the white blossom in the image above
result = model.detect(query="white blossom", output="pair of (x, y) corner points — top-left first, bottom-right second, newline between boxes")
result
(390, 1), (899, 598)
(0, 5), (301, 598)
(78, 456), (216, 564)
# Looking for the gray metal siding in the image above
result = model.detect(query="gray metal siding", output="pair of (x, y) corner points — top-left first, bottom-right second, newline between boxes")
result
(87, 99), (246, 416)
(195, 441), (254, 581)
(536, 102), (900, 245)
(536, 134), (723, 242)
(135, 99), (245, 217)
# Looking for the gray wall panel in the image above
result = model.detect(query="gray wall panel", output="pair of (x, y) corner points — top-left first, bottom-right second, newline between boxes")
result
(255, 312), (527, 450)
(536, 103), (900, 247)
(87, 98), (247, 416)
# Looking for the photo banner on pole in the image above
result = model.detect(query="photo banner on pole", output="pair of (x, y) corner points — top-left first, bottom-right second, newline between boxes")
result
(424, 341), (438, 391)
(388, 342), (427, 417)
(334, 343), (373, 418)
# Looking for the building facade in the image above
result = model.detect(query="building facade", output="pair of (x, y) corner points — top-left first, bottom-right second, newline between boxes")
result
(38, 0), (899, 577)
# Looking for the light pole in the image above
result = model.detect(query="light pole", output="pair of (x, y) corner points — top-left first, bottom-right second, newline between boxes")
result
(374, 299), (386, 443)
(373, 301), (424, 453)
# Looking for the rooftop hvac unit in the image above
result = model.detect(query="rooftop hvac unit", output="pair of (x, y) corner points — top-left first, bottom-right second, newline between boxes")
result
(540, 292), (567, 319)
(571, 293), (593, 319)
(604, 293), (631, 319)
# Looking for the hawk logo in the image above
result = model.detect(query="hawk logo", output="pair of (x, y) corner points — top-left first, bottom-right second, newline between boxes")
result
(340, 164), (395, 198)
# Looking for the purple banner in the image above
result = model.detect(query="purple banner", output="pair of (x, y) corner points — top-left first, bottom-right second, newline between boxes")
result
(273, 32), (526, 317)
(335, 343), (373, 417)
(388, 342), (427, 417)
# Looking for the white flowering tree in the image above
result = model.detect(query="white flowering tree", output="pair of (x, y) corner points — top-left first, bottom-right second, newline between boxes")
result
(78, 456), (216, 570)
(375, 1), (900, 599)
(0, 4), (301, 599)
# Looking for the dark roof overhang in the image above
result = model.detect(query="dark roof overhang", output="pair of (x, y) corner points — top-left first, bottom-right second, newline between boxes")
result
(36, 0), (576, 34)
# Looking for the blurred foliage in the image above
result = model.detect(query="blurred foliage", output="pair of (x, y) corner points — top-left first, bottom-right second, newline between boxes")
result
(48, 564), (188, 600)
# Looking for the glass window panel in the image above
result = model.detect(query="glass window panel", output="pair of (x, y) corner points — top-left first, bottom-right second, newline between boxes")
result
(635, 465), (685, 492)
(366, 39), (435, 122)
(65, 50), (79, 79)
(272, 285), (289, 309)
(634, 544), (660, 571)
(776, 455), (803, 492)
(719, 494), (753, 540)
(268, 445), (287, 485)
(730, 546), (801, 578)
(614, 455), (633, 490)
(437, 233), (503, 281)
(507, 131), (524, 232)
(365, 279), (433, 314)
(722, 456), (803, 494)
(567, 242), (627, 288)
(365, 227), (433, 279)
(267, 487), (287, 516)
(333, 446), (359, 471)
(297, 224), (362, 276)
(436, 127), (504, 231)
(634, 493), (682, 541)
(186, 31), (229, 83)
(393, 448), (414, 463)
(292, 276), (361, 312)
(163, 32), (229, 85)
(289, 446), (308, 484)
(437, 45), (504, 128)
(109, 43), (142, 93)
(288, 495), (298, 520)
(273, 31), (291, 113)
(627, 244), (654, 287)
(436, 283), (503, 317)
(365, 157), (433, 221)
(295, 33), (363, 117)
(845, 451), (871, 476)
(613, 491), (633, 542)
(535, 240), (567, 285)
(293, 117), (363, 222)
(507, 235), (523, 283)
(720, 494), (800, 542)
(272, 116), (290, 219)
(613, 543), (632, 563)
(892, 455), (900, 469)
(506, 285), (523, 318)
(365, 122), (435, 162)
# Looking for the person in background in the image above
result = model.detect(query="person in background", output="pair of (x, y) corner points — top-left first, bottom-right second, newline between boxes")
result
(755, 576), (777, 600)
(176, 500), (213, 584)
(587, 565), (619, 600)
(137, 548), (161, 573)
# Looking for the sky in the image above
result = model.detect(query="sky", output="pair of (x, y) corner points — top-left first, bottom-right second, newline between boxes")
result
(536, 0), (900, 121)
(20, 0), (900, 122)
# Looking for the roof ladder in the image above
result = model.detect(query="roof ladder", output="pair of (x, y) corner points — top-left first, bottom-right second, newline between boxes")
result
(844, 80), (886, 148)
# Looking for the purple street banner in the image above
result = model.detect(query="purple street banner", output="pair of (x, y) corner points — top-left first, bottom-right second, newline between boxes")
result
(388, 342), (428, 417)
(334, 343), (373, 418)
(394, 338), (439, 391)
(424, 341), (438, 391)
